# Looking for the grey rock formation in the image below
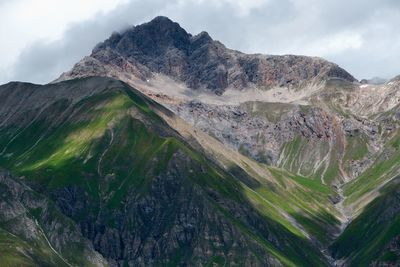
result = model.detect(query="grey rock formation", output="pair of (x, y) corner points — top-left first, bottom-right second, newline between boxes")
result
(57, 16), (356, 95)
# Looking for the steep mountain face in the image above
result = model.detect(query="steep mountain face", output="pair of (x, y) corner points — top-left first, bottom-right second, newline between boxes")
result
(57, 16), (356, 95)
(171, 79), (399, 186)
(1, 16), (400, 267)
(173, 100), (358, 184)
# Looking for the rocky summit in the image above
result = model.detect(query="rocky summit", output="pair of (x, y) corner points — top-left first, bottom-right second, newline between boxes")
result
(1, 16), (399, 267)
(57, 16), (356, 95)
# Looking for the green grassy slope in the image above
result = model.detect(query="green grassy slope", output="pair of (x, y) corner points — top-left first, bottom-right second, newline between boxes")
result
(1, 76), (397, 266)
(0, 77), (330, 266)
(344, 132), (400, 207)
(0, 227), (65, 267)
(330, 178), (400, 266)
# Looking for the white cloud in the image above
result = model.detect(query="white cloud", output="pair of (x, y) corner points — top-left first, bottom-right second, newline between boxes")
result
(219, 0), (269, 17)
(302, 31), (364, 56)
(0, 0), (127, 82)
(180, 0), (269, 17)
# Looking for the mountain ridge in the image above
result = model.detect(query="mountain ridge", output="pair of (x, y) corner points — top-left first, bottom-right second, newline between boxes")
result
(57, 16), (357, 95)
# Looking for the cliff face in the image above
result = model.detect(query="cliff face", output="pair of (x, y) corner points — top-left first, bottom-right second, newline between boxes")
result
(57, 16), (356, 95)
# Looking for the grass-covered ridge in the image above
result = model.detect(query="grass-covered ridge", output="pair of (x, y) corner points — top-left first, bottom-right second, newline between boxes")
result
(1, 76), (397, 266)
(0, 77), (332, 266)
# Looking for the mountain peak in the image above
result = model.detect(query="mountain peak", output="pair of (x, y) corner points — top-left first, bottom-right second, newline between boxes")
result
(140, 15), (188, 35)
(191, 31), (213, 47)
(63, 16), (356, 94)
(148, 15), (176, 25)
(92, 16), (191, 56)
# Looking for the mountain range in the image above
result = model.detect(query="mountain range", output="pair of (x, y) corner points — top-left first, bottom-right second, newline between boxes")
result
(0, 16), (399, 266)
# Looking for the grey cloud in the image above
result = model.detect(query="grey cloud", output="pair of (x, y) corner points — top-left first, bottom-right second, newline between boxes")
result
(10, 0), (170, 83)
(0, 0), (12, 5)
(9, 0), (400, 84)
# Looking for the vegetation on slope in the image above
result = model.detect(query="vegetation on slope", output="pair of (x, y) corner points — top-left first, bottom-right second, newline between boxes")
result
(0, 77), (330, 266)
(344, 132), (400, 207)
(0, 171), (106, 267)
(0, 76), (398, 266)
(331, 178), (400, 266)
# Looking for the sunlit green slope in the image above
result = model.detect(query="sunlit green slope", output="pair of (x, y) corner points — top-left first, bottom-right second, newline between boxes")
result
(0, 77), (331, 266)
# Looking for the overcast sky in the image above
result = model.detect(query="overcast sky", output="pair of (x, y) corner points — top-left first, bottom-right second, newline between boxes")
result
(1, 0), (399, 84)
